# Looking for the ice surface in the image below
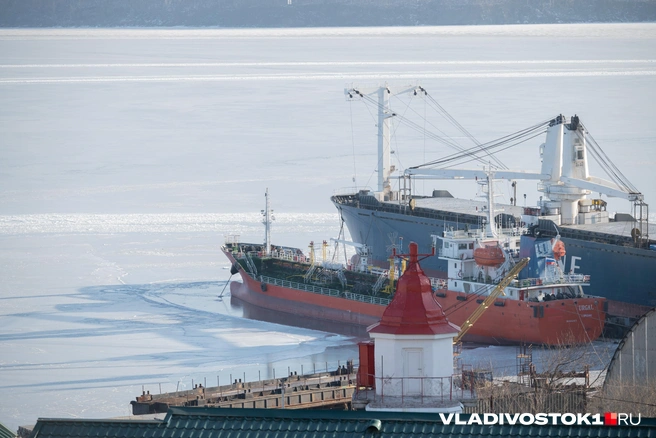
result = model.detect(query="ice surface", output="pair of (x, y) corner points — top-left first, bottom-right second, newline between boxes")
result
(1, 24), (654, 432)
(0, 217), (357, 430)
(1, 25), (655, 216)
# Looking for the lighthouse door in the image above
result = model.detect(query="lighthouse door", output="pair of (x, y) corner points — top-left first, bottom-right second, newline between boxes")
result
(403, 348), (423, 395)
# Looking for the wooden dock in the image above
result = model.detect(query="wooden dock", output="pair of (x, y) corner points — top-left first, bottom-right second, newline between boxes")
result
(131, 370), (356, 414)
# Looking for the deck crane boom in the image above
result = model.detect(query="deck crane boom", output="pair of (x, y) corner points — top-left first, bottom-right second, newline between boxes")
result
(453, 257), (530, 344)
(405, 115), (648, 242)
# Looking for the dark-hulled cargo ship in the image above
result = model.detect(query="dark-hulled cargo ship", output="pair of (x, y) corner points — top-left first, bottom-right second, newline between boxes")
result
(331, 86), (654, 334)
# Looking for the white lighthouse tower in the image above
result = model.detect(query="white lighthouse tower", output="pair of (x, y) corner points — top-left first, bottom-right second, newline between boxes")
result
(362, 242), (462, 413)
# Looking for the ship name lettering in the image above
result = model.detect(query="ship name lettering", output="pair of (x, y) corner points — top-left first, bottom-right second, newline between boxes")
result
(578, 304), (593, 311)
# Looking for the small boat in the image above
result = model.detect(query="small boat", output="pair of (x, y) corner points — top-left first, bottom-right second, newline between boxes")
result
(473, 246), (505, 267)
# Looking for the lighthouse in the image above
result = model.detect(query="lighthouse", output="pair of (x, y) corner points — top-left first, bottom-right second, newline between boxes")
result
(361, 242), (463, 412)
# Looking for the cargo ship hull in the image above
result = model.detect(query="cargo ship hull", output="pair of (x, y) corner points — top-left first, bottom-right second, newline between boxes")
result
(223, 247), (606, 345)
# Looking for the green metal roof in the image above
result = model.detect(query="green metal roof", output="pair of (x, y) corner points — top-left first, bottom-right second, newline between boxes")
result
(29, 408), (656, 438)
(0, 422), (16, 438)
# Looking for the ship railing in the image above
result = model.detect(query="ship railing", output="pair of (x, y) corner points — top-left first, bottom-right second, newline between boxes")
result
(435, 247), (474, 260)
(270, 250), (309, 263)
(232, 250), (310, 264)
(355, 374), (477, 404)
(342, 291), (391, 306)
(514, 275), (591, 288)
(333, 186), (373, 196)
(440, 226), (523, 241)
(224, 234), (240, 246)
(260, 275), (391, 306)
(442, 229), (482, 239)
(439, 274), (590, 289)
(562, 274), (591, 284)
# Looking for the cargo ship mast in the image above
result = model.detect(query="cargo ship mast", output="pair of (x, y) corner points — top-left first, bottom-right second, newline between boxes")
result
(345, 84), (424, 201)
(262, 188), (274, 256)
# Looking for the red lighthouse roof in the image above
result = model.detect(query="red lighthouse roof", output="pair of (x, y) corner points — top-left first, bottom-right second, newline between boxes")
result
(368, 242), (460, 336)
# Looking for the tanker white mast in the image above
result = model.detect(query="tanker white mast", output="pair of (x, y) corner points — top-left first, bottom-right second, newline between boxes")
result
(262, 188), (274, 256)
(345, 84), (424, 201)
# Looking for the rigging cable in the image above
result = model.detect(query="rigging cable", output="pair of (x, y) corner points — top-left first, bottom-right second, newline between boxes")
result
(411, 120), (551, 169)
(424, 90), (507, 170)
(421, 129), (548, 170)
(357, 92), (496, 169)
(583, 127), (640, 194)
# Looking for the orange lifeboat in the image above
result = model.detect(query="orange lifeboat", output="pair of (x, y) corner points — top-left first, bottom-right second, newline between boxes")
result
(473, 246), (505, 267)
(553, 240), (566, 260)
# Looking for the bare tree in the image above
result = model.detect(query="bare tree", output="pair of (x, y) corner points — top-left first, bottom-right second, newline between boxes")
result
(461, 335), (613, 414)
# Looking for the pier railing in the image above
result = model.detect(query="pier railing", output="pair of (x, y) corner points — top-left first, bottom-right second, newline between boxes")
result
(133, 369), (358, 414)
(354, 374), (477, 407)
(260, 275), (392, 306)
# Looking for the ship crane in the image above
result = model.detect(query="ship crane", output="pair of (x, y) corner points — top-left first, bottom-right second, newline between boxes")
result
(453, 257), (530, 345)
(405, 114), (649, 244)
(406, 114), (644, 203)
(405, 167), (644, 202)
(347, 86), (647, 242)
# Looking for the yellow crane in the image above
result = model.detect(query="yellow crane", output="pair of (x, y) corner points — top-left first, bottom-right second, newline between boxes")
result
(453, 257), (530, 344)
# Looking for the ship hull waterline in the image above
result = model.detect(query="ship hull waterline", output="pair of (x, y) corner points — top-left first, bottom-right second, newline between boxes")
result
(224, 250), (606, 346)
